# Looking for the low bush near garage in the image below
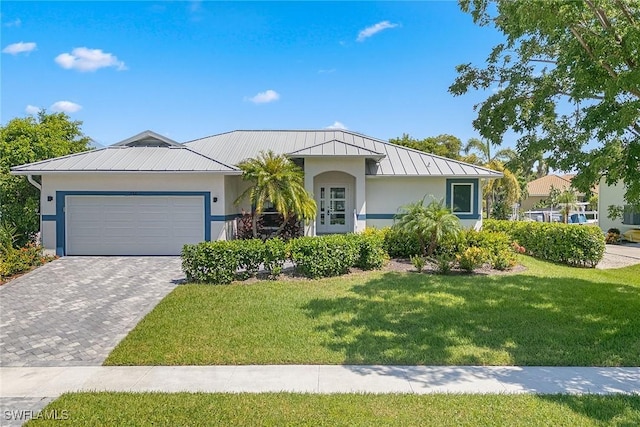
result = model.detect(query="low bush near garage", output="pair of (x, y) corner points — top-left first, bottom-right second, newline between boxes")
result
(0, 223), (55, 282)
(181, 241), (239, 285)
(483, 219), (605, 267)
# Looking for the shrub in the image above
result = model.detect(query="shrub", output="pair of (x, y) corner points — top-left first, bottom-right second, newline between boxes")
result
(456, 247), (487, 273)
(433, 254), (454, 275)
(288, 234), (358, 279)
(491, 249), (517, 271)
(264, 237), (287, 278)
(181, 241), (239, 285)
(410, 255), (426, 273)
(383, 227), (422, 258)
(605, 228), (621, 244)
(232, 239), (264, 278)
(0, 242), (54, 280)
(393, 196), (462, 256)
(483, 219), (605, 268)
(464, 229), (516, 270)
(353, 229), (388, 270)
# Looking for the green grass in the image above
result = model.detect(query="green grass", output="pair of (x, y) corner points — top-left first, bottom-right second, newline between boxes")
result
(105, 257), (640, 366)
(26, 392), (640, 426)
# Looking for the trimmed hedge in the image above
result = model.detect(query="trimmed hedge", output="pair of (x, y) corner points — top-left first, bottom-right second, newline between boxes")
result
(382, 227), (422, 258)
(288, 235), (358, 279)
(181, 241), (239, 285)
(182, 232), (389, 284)
(483, 219), (605, 268)
(354, 229), (389, 270)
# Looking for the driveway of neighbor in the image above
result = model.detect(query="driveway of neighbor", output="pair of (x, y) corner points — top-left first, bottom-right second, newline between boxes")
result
(597, 242), (640, 269)
(0, 257), (183, 367)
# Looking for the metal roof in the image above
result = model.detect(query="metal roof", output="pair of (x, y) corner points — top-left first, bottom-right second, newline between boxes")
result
(11, 146), (240, 174)
(185, 130), (503, 177)
(287, 139), (385, 158)
(112, 130), (182, 147)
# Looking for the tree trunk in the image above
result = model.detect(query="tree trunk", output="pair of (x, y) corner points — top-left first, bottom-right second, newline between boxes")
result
(252, 214), (258, 238)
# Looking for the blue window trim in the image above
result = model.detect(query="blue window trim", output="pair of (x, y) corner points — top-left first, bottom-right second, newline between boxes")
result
(446, 178), (480, 220)
(53, 191), (213, 256)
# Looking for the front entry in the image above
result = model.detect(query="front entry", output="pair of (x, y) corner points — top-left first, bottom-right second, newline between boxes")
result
(317, 184), (351, 234)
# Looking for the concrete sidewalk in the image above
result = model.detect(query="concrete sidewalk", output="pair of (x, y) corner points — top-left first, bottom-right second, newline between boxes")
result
(2, 365), (639, 396)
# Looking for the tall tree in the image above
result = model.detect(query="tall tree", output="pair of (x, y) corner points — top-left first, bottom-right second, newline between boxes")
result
(461, 137), (516, 165)
(0, 111), (91, 246)
(390, 134), (462, 159)
(235, 151), (316, 238)
(450, 0), (640, 206)
(462, 138), (520, 218)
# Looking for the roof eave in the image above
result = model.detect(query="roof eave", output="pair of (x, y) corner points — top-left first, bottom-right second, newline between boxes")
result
(10, 169), (242, 175)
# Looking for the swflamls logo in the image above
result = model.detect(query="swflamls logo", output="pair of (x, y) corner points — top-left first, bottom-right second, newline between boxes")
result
(4, 409), (69, 421)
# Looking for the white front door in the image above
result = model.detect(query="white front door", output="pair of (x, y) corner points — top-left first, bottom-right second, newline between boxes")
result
(317, 185), (350, 234)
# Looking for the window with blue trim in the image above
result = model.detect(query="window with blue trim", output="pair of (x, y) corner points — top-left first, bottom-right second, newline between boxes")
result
(451, 183), (473, 214)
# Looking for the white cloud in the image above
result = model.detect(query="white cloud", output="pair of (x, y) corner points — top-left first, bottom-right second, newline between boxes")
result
(25, 105), (40, 115)
(318, 68), (336, 74)
(4, 18), (22, 28)
(326, 121), (348, 130)
(50, 101), (82, 113)
(55, 47), (126, 72)
(2, 41), (36, 55)
(247, 89), (280, 104)
(357, 21), (398, 42)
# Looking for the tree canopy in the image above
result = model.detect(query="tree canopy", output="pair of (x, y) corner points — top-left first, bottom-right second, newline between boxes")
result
(450, 0), (640, 205)
(389, 134), (462, 160)
(0, 111), (91, 245)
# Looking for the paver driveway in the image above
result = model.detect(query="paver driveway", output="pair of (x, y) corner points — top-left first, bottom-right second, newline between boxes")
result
(0, 257), (182, 367)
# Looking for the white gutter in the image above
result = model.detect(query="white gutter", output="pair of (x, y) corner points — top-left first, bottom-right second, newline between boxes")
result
(26, 175), (43, 246)
(27, 174), (42, 190)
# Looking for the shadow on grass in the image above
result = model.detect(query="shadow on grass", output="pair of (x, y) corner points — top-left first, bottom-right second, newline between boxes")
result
(302, 271), (640, 366)
(538, 394), (640, 425)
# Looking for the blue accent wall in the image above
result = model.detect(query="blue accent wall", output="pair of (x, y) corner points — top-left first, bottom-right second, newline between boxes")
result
(446, 178), (481, 220)
(54, 191), (212, 256)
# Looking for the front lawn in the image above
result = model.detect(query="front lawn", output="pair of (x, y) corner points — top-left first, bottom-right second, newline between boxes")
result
(27, 392), (640, 426)
(105, 257), (640, 366)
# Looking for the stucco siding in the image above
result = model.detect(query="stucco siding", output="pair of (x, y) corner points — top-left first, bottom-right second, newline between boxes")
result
(365, 176), (481, 230)
(40, 173), (225, 253)
(599, 178), (637, 234)
(366, 176), (446, 217)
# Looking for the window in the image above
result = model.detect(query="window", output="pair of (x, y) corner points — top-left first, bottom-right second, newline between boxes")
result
(623, 205), (640, 225)
(451, 183), (473, 214)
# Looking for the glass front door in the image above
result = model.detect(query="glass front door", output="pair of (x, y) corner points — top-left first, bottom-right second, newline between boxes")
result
(317, 185), (350, 233)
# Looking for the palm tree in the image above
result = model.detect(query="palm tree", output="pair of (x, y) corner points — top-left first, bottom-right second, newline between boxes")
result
(235, 151), (316, 237)
(557, 189), (578, 224)
(394, 196), (462, 256)
(462, 139), (520, 218)
(462, 138), (516, 166)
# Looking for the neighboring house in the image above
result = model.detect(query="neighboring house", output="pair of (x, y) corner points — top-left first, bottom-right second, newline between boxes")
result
(520, 174), (596, 213)
(599, 178), (640, 237)
(11, 130), (502, 256)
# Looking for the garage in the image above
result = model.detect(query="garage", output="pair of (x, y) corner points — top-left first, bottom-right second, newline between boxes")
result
(65, 195), (205, 255)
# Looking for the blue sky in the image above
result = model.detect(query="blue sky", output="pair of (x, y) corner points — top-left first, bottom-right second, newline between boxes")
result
(1, 1), (505, 147)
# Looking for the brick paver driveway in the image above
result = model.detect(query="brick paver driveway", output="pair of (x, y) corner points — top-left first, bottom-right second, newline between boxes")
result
(0, 257), (182, 367)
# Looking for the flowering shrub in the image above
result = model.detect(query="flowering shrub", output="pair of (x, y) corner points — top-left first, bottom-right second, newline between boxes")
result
(0, 241), (54, 281)
(456, 247), (488, 273)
